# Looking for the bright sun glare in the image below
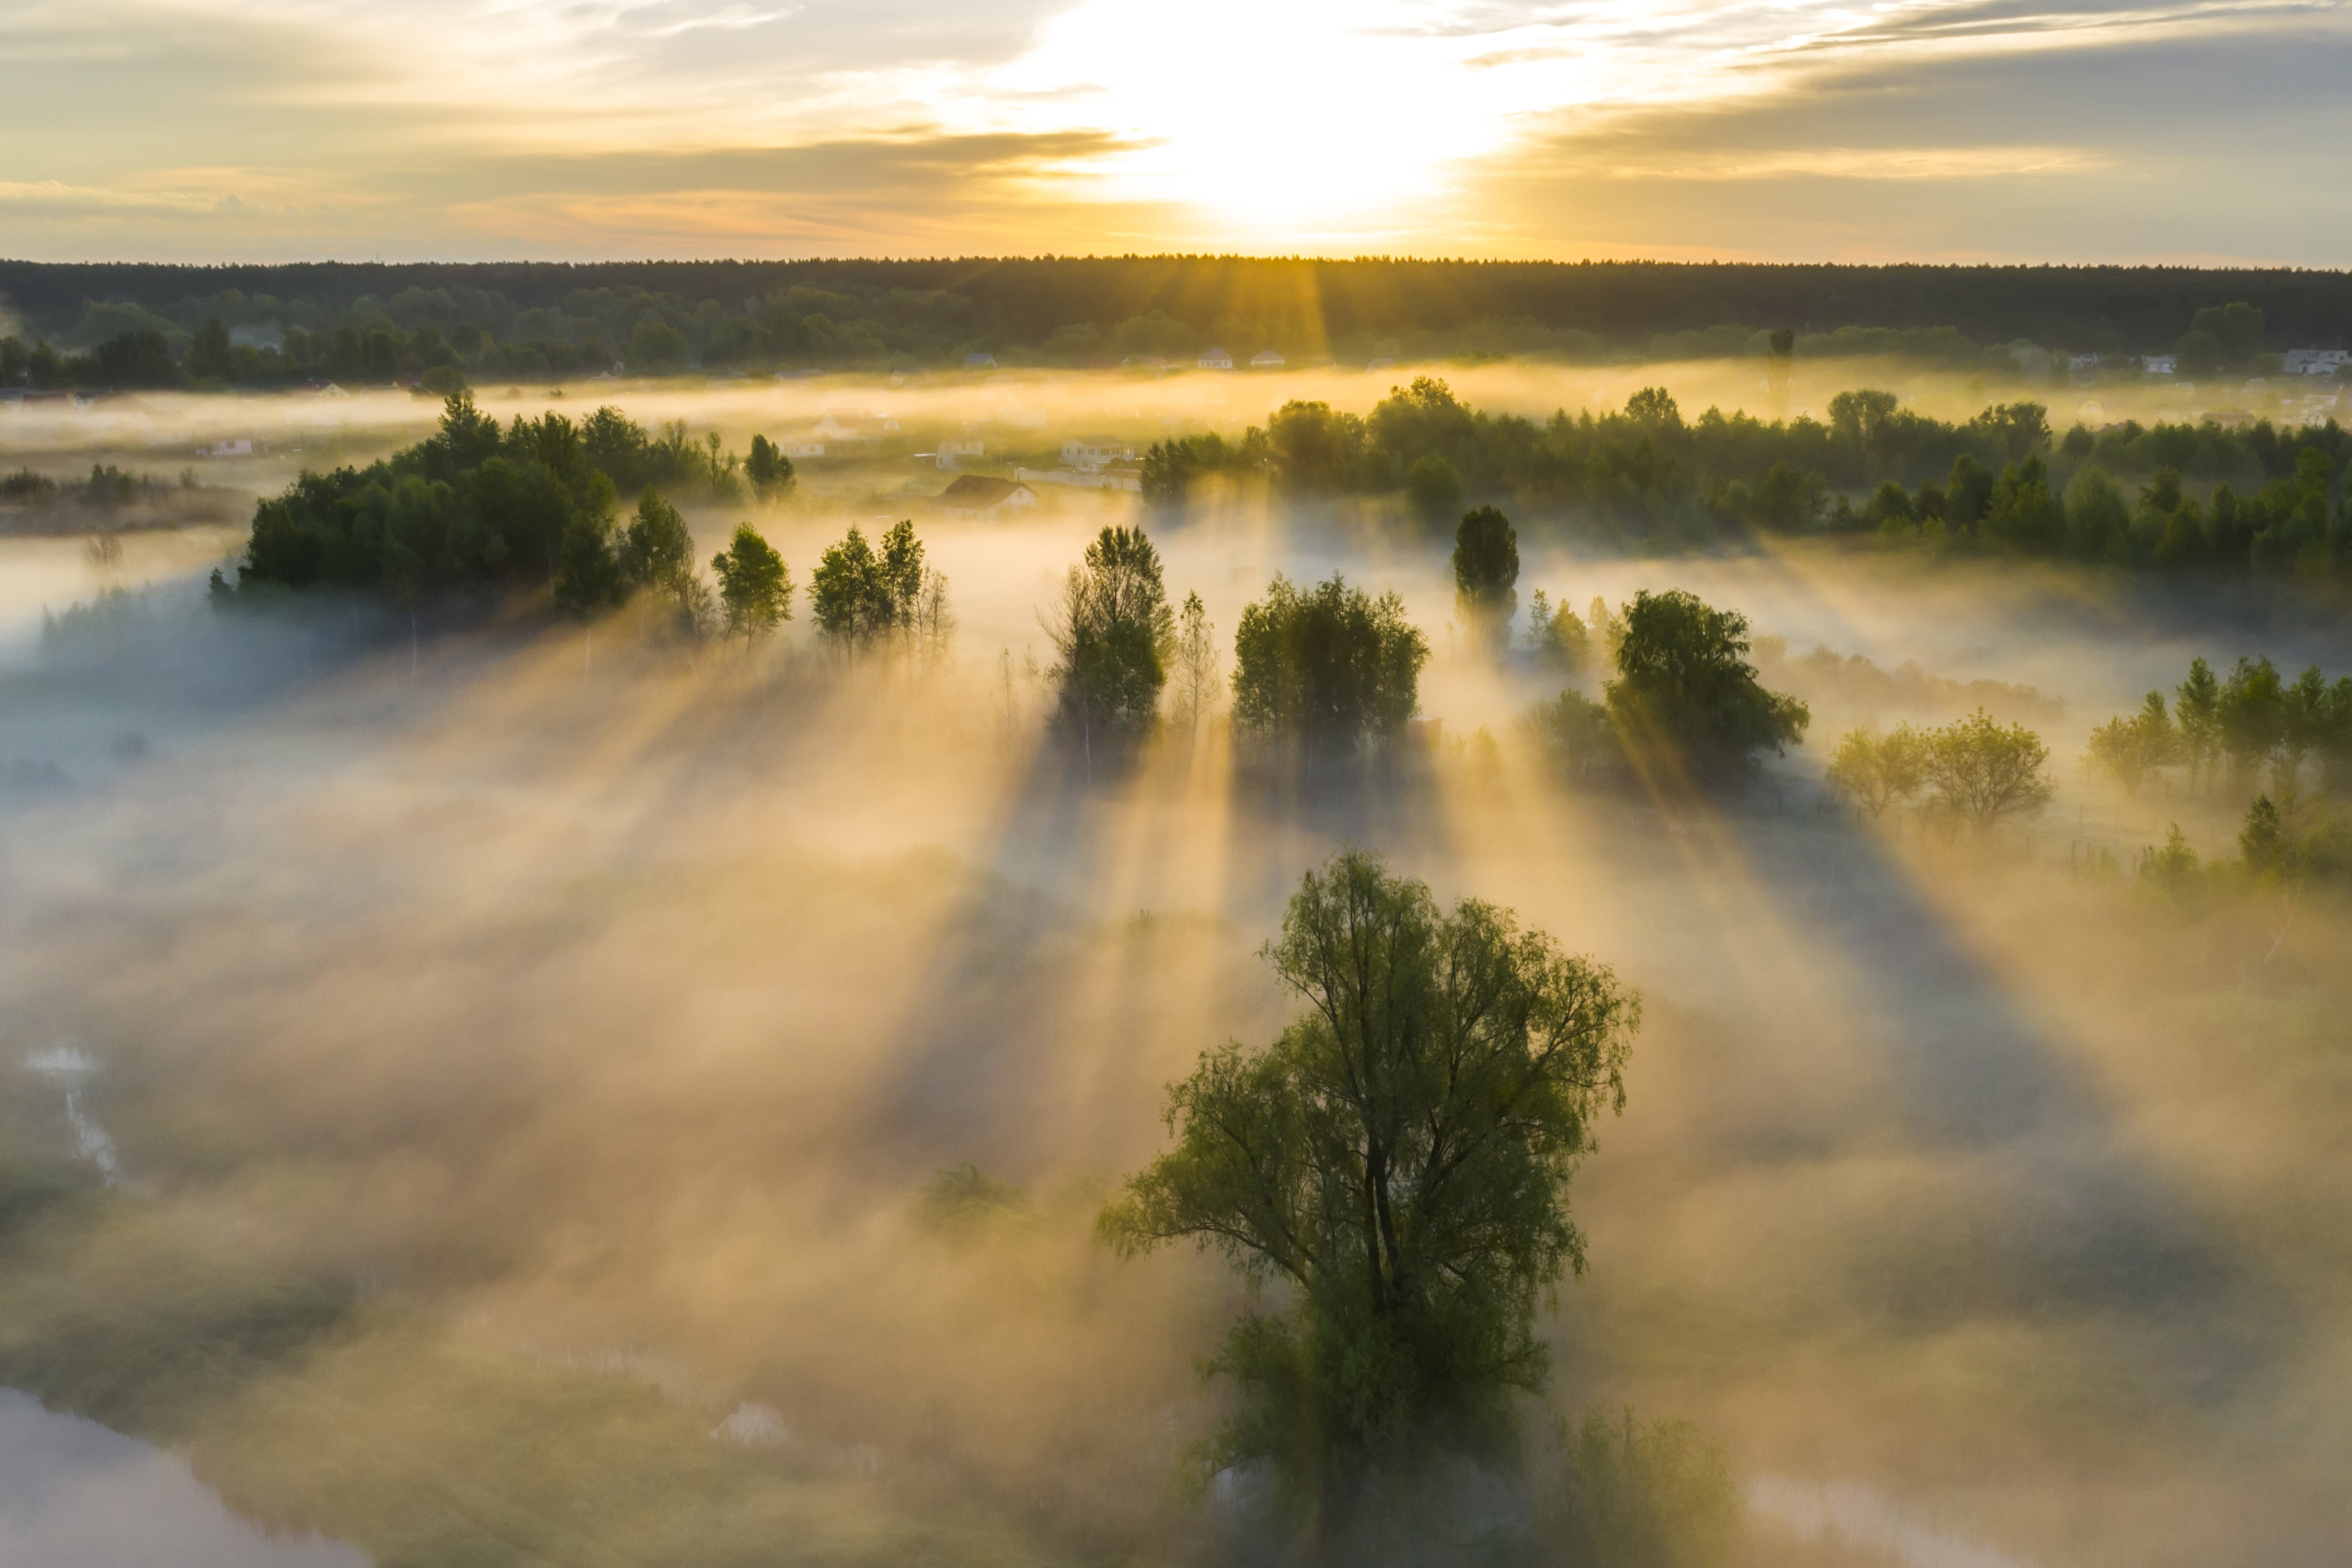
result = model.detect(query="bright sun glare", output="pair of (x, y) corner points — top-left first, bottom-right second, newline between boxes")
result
(1003, 0), (1540, 230)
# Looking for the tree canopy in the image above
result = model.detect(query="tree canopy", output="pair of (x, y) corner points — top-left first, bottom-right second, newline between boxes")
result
(1451, 505), (1520, 650)
(1604, 590), (1809, 784)
(1099, 850), (1639, 1538)
(1044, 525), (1178, 756)
(1231, 575), (1428, 764)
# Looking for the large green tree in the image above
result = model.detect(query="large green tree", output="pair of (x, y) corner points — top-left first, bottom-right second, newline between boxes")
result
(1099, 850), (1638, 1541)
(1603, 589), (1807, 785)
(1231, 574), (1428, 764)
(810, 520), (930, 648)
(1452, 505), (1520, 652)
(1042, 524), (1177, 761)
(710, 523), (791, 641)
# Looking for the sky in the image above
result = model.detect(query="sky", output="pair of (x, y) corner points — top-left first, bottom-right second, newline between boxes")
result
(4, 0), (2351, 263)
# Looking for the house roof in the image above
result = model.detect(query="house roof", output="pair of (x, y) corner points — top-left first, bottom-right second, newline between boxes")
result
(939, 474), (1030, 506)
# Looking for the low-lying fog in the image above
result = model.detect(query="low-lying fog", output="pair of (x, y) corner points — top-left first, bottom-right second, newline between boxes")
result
(2, 367), (2348, 1567)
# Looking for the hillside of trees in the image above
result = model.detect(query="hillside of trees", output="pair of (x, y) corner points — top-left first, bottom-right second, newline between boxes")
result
(7, 257), (2352, 386)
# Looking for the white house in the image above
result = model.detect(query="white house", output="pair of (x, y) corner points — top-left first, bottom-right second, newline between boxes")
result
(2283, 349), (2350, 377)
(1197, 347), (1234, 371)
(202, 439), (253, 458)
(2141, 355), (2178, 376)
(1250, 349), (1286, 369)
(937, 475), (1039, 518)
(940, 437), (986, 458)
(963, 353), (998, 369)
(1060, 434), (1133, 470)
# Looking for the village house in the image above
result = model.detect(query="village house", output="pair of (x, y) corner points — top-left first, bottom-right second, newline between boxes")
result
(2283, 349), (2350, 377)
(936, 474), (1039, 518)
(1197, 347), (1234, 371)
(1060, 434), (1133, 470)
(1250, 349), (1286, 369)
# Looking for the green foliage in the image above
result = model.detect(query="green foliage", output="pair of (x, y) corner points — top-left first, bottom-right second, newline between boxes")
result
(1524, 590), (1591, 674)
(710, 522), (791, 640)
(230, 394), (753, 607)
(1169, 590), (1221, 738)
(1098, 850), (1638, 1535)
(2085, 692), (2180, 795)
(1604, 590), (1808, 785)
(2137, 823), (2205, 910)
(621, 488), (693, 591)
(1452, 505), (1520, 647)
(1404, 454), (1464, 528)
(744, 433), (796, 502)
(1525, 688), (1616, 785)
(2217, 655), (2286, 777)
(1230, 574), (1429, 761)
(1140, 434), (1236, 508)
(1044, 524), (1178, 748)
(810, 519), (941, 651)
(1826, 723), (1928, 815)
(1924, 709), (2054, 827)
(552, 505), (626, 617)
(1552, 1408), (1740, 1568)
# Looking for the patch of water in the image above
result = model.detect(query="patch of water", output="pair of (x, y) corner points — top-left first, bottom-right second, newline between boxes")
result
(0, 1389), (368, 1567)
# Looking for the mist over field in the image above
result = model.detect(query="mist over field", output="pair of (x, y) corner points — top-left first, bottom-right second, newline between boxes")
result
(4, 360), (2350, 1568)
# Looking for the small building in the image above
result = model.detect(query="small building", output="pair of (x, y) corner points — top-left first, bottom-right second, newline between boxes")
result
(1250, 349), (1286, 369)
(963, 353), (998, 369)
(2141, 355), (2178, 376)
(202, 439), (253, 458)
(782, 440), (825, 459)
(937, 474), (1039, 518)
(2283, 349), (2350, 377)
(1060, 434), (1133, 470)
(1197, 347), (1234, 371)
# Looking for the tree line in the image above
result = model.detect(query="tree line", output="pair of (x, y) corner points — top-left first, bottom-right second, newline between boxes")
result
(2079, 654), (2352, 891)
(13, 257), (2352, 376)
(1143, 377), (2352, 583)
(217, 394), (792, 608)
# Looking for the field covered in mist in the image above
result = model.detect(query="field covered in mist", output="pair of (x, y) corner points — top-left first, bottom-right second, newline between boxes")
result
(3, 361), (2350, 1567)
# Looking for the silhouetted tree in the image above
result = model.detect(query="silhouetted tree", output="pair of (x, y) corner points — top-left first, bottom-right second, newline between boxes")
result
(1231, 574), (1428, 764)
(711, 523), (791, 641)
(1604, 590), (1807, 785)
(1099, 850), (1638, 1543)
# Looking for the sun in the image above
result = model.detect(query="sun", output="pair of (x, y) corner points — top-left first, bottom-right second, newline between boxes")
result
(998, 0), (1520, 233)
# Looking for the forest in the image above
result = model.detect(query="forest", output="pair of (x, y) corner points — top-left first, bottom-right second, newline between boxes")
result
(9, 256), (2352, 386)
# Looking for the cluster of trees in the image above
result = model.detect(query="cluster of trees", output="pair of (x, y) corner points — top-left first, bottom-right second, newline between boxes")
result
(15, 257), (2352, 381)
(2079, 654), (2352, 894)
(1825, 714), (2056, 828)
(1137, 375), (2352, 581)
(1037, 520), (1429, 769)
(1526, 590), (1810, 788)
(810, 520), (951, 654)
(222, 394), (788, 606)
(2084, 654), (2352, 799)
(2, 464), (195, 510)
